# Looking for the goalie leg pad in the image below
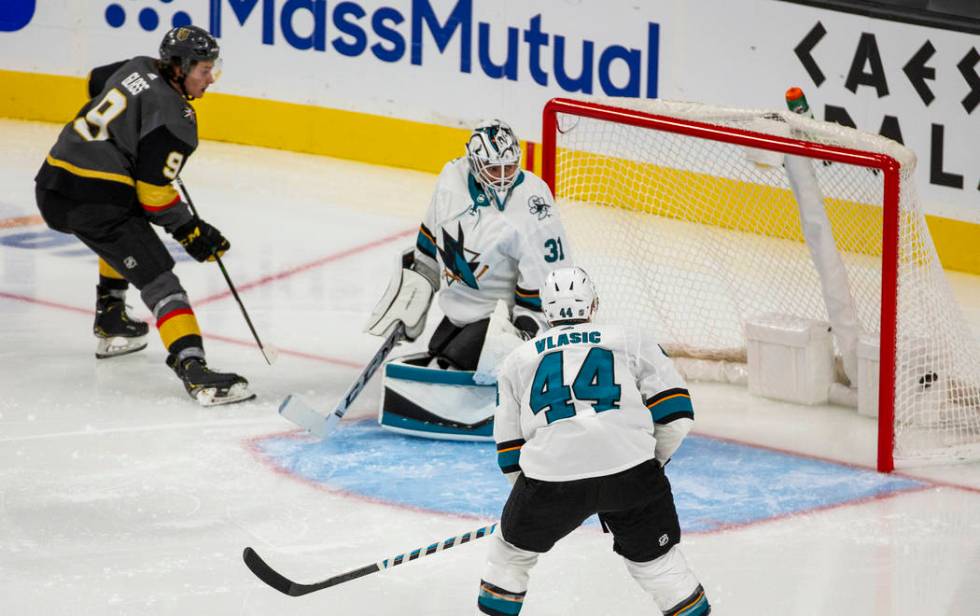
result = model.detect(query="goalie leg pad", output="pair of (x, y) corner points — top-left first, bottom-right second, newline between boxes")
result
(378, 354), (494, 441)
(623, 547), (708, 615)
(365, 249), (434, 340)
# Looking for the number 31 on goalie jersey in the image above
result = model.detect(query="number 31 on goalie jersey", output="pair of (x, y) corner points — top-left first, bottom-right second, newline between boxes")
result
(543, 237), (565, 263)
(529, 348), (621, 424)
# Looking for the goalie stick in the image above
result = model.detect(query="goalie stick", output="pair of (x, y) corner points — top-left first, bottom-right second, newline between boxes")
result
(243, 522), (497, 596)
(279, 322), (405, 438)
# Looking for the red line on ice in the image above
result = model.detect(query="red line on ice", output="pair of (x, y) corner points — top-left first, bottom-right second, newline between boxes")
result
(0, 214), (44, 229)
(195, 227), (414, 305)
(0, 290), (360, 368)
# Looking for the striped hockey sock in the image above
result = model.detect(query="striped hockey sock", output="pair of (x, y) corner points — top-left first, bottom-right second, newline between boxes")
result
(478, 580), (526, 615)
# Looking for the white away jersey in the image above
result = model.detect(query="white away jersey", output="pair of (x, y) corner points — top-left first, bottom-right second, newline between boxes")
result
(494, 323), (694, 482)
(414, 158), (572, 326)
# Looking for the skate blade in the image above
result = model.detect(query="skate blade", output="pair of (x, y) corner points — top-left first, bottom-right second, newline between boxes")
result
(194, 382), (256, 407)
(95, 335), (148, 359)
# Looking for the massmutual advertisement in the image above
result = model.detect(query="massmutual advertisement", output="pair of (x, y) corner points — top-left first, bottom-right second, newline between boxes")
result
(0, 0), (976, 222)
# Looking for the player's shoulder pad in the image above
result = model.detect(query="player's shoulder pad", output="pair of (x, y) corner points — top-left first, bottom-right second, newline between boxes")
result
(439, 157), (471, 185)
(431, 158), (472, 200)
(510, 172), (557, 225)
(118, 56), (159, 87)
(138, 60), (199, 148)
(87, 59), (130, 99)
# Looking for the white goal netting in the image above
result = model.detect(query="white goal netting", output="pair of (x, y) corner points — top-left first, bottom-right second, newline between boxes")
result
(546, 98), (980, 469)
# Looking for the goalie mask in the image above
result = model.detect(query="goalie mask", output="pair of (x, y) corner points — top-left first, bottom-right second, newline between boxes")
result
(466, 119), (521, 209)
(541, 267), (599, 325)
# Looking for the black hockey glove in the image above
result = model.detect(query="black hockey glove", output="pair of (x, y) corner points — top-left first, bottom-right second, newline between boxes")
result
(173, 219), (230, 262)
(512, 315), (540, 340)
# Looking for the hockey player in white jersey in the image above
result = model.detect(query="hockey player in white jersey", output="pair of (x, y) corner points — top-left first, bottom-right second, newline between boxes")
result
(365, 120), (573, 439)
(477, 267), (710, 616)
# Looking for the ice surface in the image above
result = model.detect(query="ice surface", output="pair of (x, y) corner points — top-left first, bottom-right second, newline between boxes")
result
(1, 119), (978, 615)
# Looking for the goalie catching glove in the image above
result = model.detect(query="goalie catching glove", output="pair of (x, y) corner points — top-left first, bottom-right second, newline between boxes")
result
(173, 218), (230, 262)
(365, 248), (437, 341)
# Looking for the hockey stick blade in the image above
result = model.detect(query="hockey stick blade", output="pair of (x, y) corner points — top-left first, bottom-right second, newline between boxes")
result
(277, 323), (405, 440)
(278, 394), (336, 439)
(262, 344), (280, 365)
(243, 522), (496, 597)
(243, 547), (379, 597)
(243, 547), (300, 595)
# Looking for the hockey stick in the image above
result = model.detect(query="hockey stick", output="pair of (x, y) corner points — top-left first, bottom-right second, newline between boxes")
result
(243, 522), (497, 596)
(279, 322), (405, 438)
(174, 177), (278, 365)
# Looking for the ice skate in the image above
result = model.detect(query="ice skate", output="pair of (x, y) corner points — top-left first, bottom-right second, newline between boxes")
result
(167, 354), (255, 407)
(93, 295), (149, 359)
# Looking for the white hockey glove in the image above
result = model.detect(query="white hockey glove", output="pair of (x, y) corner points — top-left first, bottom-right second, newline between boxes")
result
(474, 300), (525, 385)
(364, 248), (436, 341)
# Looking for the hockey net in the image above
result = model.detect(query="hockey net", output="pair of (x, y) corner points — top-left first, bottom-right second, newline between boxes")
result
(542, 97), (980, 471)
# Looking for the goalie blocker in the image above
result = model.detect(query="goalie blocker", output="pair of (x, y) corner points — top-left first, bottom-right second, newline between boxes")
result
(365, 248), (437, 341)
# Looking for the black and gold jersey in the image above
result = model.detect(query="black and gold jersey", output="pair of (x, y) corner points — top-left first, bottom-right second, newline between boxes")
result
(36, 56), (198, 215)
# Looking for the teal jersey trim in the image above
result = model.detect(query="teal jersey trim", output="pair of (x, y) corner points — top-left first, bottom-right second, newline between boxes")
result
(416, 223), (437, 258)
(514, 288), (541, 310)
(496, 448), (520, 474)
(468, 173), (492, 208)
(496, 438), (525, 474)
(648, 395), (694, 423)
(468, 171), (526, 211)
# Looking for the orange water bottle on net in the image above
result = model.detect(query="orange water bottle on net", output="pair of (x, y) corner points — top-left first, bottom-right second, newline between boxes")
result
(785, 86), (814, 118)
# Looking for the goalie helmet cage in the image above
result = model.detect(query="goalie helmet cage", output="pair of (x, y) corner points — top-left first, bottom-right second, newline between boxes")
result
(541, 97), (980, 472)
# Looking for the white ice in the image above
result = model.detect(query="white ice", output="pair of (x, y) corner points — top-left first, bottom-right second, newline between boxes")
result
(1, 119), (978, 615)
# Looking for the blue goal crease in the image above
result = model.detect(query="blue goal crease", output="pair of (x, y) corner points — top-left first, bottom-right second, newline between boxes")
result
(253, 421), (926, 533)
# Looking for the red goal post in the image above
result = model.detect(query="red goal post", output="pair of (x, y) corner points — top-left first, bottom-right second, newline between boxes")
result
(541, 97), (978, 473)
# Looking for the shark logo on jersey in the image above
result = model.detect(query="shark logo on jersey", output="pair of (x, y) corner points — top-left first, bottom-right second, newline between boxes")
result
(438, 223), (488, 289)
(528, 195), (551, 220)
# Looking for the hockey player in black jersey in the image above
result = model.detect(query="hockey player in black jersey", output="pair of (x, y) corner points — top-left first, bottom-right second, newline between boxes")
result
(34, 25), (253, 406)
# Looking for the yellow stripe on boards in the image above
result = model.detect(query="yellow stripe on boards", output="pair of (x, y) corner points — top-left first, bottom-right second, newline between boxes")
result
(0, 69), (84, 123)
(557, 149), (886, 257)
(926, 215), (980, 274)
(3, 69), (977, 274)
(192, 91), (470, 173)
